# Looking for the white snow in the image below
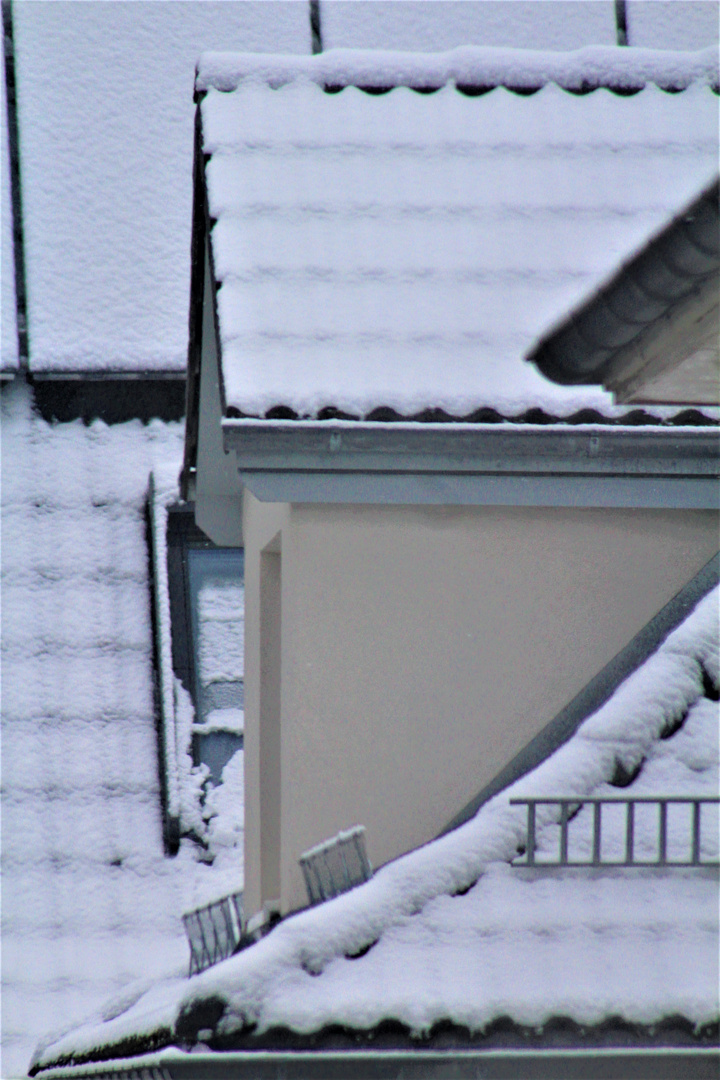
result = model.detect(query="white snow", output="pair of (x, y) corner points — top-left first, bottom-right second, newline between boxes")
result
(11, 1), (310, 373)
(320, 1), (617, 53)
(199, 709), (245, 736)
(31, 583), (719, 1071)
(199, 65), (718, 419)
(627, 1), (719, 50)
(198, 581), (245, 686)
(0, 381), (243, 1079)
(196, 42), (719, 91)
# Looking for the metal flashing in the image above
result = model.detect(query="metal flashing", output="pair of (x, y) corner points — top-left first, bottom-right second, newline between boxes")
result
(222, 421), (719, 508)
(30, 1046), (720, 1080)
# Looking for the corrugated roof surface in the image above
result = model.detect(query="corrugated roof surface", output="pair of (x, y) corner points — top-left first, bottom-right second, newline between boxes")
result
(320, 0), (618, 52)
(31, 583), (719, 1070)
(201, 68), (718, 419)
(0, 382), (190, 1079)
(11, 2), (310, 374)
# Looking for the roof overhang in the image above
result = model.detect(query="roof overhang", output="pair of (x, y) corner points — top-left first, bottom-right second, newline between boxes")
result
(527, 180), (720, 406)
(222, 421), (720, 509)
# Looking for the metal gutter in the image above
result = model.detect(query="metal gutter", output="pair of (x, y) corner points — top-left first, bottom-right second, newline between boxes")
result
(222, 421), (719, 508)
(32, 1046), (720, 1080)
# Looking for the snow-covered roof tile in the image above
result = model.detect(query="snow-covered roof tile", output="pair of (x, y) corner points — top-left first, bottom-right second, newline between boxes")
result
(197, 49), (719, 420)
(11, 2), (310, 374)
(30, 582), (719, 1071)
(319, 0), (618, 54)
(0, 381), (203, 1078)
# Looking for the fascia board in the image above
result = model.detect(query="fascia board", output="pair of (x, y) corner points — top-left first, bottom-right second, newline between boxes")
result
(222, 420), (719, 507)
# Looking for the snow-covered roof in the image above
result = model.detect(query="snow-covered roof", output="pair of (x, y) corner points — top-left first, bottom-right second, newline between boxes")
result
(0, 382), (245, 1079)
(10, 2), (309, 374)
(318, 1), (718, 54)
(197, 47), (719, 421)
(31, 582), (719, 1072)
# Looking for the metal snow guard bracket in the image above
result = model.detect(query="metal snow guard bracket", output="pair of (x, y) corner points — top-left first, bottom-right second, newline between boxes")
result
(299, 824), (373, 905)
(511, 797), (720, 868)
(183, 889), (244, 976)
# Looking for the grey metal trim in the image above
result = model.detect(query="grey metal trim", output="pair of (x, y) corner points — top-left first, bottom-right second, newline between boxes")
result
(224, 422), (719, 506)
(2, 0), (29, 368)
(223, 422), (719, 477)
(32, 1047), (720, 1080)
(528, 179), (720, 388)
(441, 551), (720, 836)
(30, 370), (186, 381)
(238, 470), (718, 508)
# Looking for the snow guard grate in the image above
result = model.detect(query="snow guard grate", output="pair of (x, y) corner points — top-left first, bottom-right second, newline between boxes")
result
(299, 825), (372, 905)
(183, 890), (244, 976)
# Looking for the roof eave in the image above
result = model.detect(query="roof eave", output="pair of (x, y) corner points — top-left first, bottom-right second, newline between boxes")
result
(221, 420), (719, 508)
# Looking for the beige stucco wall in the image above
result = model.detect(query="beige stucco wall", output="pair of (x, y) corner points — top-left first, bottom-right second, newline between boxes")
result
(242, 494), (718, 917)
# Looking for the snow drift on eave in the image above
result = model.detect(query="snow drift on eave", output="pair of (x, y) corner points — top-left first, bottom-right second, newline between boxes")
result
(31, 584), (719, 1073)
(196, 43), (720, 93)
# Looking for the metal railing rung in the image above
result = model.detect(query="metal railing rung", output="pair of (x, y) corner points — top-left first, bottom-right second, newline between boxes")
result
(625, 801), (634, 865)
(510, 797), (719, 870)
(592, 802), (602, 866)
(183, 890), (244, 976)
(658, 800), (667, 865)
(559, 802), (569, 864)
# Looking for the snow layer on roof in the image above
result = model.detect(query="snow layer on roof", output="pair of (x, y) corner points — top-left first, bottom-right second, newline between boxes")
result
(0, 382), (243, 1079)
(200, 69), (718, 418)
(32, 584), (719, 1071)
(196, 43), (720, 91)
(628, 1), (719, 51)
(320, 1), (617, 53)
(2, 35), (18, 371)
(11, 1), (310, 373)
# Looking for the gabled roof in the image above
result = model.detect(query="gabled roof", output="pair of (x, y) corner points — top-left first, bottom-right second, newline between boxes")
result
(193, 47), (719, 425)
(30, 581), (719, 1073)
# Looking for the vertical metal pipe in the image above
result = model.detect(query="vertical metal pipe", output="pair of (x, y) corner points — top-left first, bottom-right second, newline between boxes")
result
(526, 802), (536, 866)
(625, 801), (635, 865)
(658, 800), (667, 865)
(559, 802), (569, 865)
(592, 803), (602, 866)
(692, 800), (701, 865)
(309, 0), (323, 54)
(615, 0), (629, 46)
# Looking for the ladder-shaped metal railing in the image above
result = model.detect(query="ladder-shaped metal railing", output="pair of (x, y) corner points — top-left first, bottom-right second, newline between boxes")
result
(511, 797), (720, 868)
(182, 890), (244, 976)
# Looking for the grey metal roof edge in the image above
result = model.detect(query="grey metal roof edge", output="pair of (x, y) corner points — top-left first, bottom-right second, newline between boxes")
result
(441, 550), (720, 837)
(28, 370), (186, 381)
(222, 421), (719, 478)
(30, 1046), (720, 1080)
(527, 178), (720, 388)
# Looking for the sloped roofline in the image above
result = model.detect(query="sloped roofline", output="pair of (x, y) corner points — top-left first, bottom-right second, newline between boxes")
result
(527, 179), (720, 389)
(195, 43), (719, 95)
